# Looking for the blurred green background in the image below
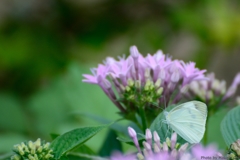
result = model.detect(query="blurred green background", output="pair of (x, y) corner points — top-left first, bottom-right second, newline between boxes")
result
(1, 0), (240, 155)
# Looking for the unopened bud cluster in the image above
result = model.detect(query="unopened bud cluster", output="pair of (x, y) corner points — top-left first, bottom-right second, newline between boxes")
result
(122, 76), (163, 108)
(182, 73), (226, 103)
(227, 139), (240, 160)
(11, 138), (54, 160)
(182, 73), (240, 115)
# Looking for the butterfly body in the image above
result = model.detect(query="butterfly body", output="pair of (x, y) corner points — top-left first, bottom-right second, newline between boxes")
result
(164, 101), (207, 144)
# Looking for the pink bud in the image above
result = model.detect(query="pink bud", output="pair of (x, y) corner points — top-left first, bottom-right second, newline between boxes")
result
(159, 68), (166, 80)
(128, 127), (141, 154)
(171, 132), (177, 149)
(171, 70), (180, 83)
(130, 46), (139, 59)
(171, 149), (178, 158)
(145, 129), (152, 146)
(179, 143), (189, 152)
(128, 127), (136, 138)
(163, 142), (168, 151)
(153, 131), (160, 142)
(143, 141), (152, 155)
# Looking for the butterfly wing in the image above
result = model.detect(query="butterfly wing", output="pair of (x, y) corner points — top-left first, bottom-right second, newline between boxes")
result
(166, 101), (207, 143)
(170, 101), (207, 117)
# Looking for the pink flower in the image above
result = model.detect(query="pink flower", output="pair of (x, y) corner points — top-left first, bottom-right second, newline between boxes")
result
(181, 61), (206, 86)
(83, 46), (207, 116)
(110, 127), (222, 160)
(82, 64), (108, 84)
(110, 151), (136, 160)
(182, 72), (240, 114)
(191, 144), (222, 160)
(127, 127), (189, 159)
(223, 73), (240, 101)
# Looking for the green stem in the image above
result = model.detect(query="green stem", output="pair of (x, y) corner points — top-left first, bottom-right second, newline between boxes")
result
(203, 114), (209, 145)
(139, 106), (147, 132)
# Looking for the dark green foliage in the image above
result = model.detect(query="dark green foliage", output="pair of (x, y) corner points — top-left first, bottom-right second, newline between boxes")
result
(98, 130), (122, 157)
(221, 106), (240, 146)
(50, 125), (107, 159)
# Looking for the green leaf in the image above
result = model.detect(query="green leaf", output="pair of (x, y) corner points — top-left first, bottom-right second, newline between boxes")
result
(59, 156), (69, 160)
(72, 112), (126, 134)
(72, 144), (95, 155)
(116, 136), (144, 147)
(66, 153), (107, 160)
(73, 112), (142, 137)
(98, 130), (122, 157)
(50, 133), (60, 140)
(221, 106), (240, 146)
(149, 104), (186, 145)
(67, 144), (95, 160)
(50, 124), (108, 159)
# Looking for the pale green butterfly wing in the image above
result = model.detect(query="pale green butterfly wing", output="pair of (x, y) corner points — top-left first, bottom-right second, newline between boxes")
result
(165, 101), (207, 144)
(170, 101), (207, 117)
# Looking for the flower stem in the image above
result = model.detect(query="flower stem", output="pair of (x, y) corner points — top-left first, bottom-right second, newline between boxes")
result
(139, 106), (147, 132)
(203, 116), (209, 145)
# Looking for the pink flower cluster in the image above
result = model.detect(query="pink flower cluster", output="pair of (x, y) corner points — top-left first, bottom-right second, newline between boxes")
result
(83, 46), (207, 113)
(110, 127), (222, 160)
(181, 72), (240, 114)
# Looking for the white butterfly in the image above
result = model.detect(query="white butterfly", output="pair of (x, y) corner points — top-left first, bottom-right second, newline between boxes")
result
(164, 101), (207, 144)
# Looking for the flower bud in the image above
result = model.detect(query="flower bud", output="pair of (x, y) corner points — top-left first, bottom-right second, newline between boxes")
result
(128, 127), (136, 138)
(34, 154), (39, 160)
(170, 132), (177, 149)
(28, 141), (34, 149)
(125, 86), (131, 92)
(11, 155), (21, 160)
(229, 153), (236, 159)
(228, 139), (240, 159)
(145, 129), (152, 146)
(166, 137), (171, 147)
(43, 142), (50, 149)
(45, 153), (54, 159)
(156, 87), (163, 96)
(143, 141), (152, 152)
(119, 84), (125, 91)
(135, 80), (141, 88)
(17, 146), (24, 155)
(153, 131), (160, 141)
(11, 139), (54, 160)
(171, 70), (180, 83)
(127, 78), (134, 87)
(35, 138), (41, 147)
(137, 153), (144, 160)
(154, 79), (161, 88)
(171, 149), (178, 157)
(130, 46), (139, 59)
(163, 142), (168, 151)
(31, 145), (36, 154)
(144, 69), (151, 80)
(37, 146), (43, 153)
(20, 142), (26, 148)
(231, 143), (238, 151)
(144, 80), (151, 91)
(153, 143), (160, 153)
(179, 143), (189, 152)
(28, 155), (35, 160)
